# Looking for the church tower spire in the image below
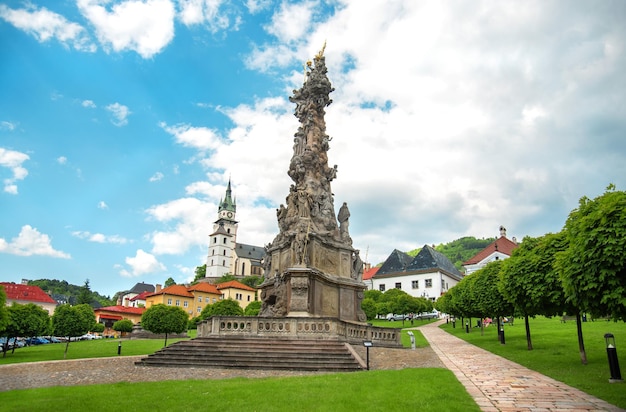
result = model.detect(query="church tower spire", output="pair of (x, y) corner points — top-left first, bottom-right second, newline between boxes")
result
(206, 180), (238, 278)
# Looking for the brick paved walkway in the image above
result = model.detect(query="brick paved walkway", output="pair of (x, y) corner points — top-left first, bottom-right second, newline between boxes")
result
(416, 320), (624, 411)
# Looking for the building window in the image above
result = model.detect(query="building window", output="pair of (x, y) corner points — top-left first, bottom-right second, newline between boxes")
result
(183, 301), (188, 308)
(223, 250), (226, 256)
(198, 296), (202, 302)
(247, 295), (251, 301)
(212, 250), (215, 255)
(197, 307), (202, 313)
(167, 298), (172, 305)
(213, 237), (216, 244)
(175, 299), (180, 306)
(395, 282), (401, 289)
(242, 263), (246, 274)
(235, 293), (242, 300)
(212, 298), (217, 303)
(425, 279), (432, 288)
(222, 259), (226, 266)
(223, 237), (227, 244)
(379, 284), (385, 292)
(227, 228), (231, 234)
(205, 297), (209, 303)
(441, 279), (445, 290)
(412, 280), (419, 289)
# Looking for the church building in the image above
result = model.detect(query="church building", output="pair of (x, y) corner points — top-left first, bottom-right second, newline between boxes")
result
(205, 180), (265, 280)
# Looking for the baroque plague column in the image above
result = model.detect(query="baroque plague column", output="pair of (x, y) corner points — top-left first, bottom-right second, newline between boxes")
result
(258, 46), (366, 322)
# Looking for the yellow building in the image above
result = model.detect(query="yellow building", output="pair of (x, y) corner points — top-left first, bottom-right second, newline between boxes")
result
(217, 280), (257, 309)
(145, 284), (196, 317)
(187, 282), (223, 318)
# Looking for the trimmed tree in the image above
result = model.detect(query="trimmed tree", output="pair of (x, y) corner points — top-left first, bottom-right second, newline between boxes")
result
(52, 304), (95, 358)
(472, 261), (514, 339)
(141, 304), (188, 347)
(112, 319), (134, 339)
(202, 298), (244, 318)
(0, 286), (8, 338)
(3, 303), (49, 356)
(244, 300), (262, 316)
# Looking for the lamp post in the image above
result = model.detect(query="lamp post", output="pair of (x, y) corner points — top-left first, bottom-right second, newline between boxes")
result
(604, 333), (623, 383)
(363, 341), (373, 370)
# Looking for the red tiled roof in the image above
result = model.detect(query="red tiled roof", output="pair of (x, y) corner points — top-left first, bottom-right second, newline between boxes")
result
(463, 236), (519, 265)
(147, 284), (194, 298)
(0, 282), (56, 304)
(362, 266), (379, 281)
(95, 305), (145, 315)
(129, 291), (152, 301)
(188, 282), (222, 295)
(217, 280), (255, 291)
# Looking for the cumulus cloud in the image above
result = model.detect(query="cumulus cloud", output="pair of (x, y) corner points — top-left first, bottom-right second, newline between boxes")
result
(105, 102), (131, 126)
(146, 197), (214, 255)
(178, 0), (234, 32)
(77, 0), (175, 58)
(82, 99), (96, 108)
(149, 171), (164, 182)
(0, 148), (29, 194)
(98, 201), (108, 209)
(72, 230), (128, 244)
(0, 225), (70, 258)
(0, 4), (95, 51)
(159, 122), (224, 152)
(118, 249), (166, 277)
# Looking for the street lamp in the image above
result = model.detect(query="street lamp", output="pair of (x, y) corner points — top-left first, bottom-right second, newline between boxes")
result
(604, 333), (623, 383)
(363, 341), (373, 370)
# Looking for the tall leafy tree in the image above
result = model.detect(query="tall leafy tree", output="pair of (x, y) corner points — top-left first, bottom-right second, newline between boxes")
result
(52, 304), (94, 358)
(202, 298), (244, 318)
(3, 303), (50, 356)
(141, 304), (188, 347)
(112, 319), (134, 338)
(500, 233), (569, 350)
(164, 277), (176, 287)
(77, 279), (93, 305)
(244, 300), (262, 316)
(0, 286), (8, 336)
(556, 185), (626, 364)
(472, 261), (514, 338)
(557, 185), (626, 321)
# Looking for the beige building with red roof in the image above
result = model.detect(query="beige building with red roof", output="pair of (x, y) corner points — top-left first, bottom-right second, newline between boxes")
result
(145, 283), (224, 318)
(94, 305), (145, 337)
(462, 226), (519, 275)
(1, 282), (57, 314)
(216, 280), (256, 309)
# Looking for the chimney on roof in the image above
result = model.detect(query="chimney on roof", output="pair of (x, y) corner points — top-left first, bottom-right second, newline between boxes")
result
(156, 284), (162, 292)
(499, 226), (507, 238)
(512, 236), (517, 244)
(364, 262), (371, 271)
(21, 279), (29, 285)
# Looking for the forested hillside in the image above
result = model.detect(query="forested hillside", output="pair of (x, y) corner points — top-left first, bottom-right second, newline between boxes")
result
(27, 279), (115, 307)
(405, 236), (495, 270)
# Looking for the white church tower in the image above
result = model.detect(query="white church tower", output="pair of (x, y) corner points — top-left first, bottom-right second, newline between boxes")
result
(206, 179), (238, 278)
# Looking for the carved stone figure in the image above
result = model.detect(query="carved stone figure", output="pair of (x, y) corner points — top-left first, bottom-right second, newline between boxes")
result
(338, 202), (350, 239)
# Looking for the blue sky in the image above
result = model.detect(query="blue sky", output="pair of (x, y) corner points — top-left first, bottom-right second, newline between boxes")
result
(1, 0), (625, 299)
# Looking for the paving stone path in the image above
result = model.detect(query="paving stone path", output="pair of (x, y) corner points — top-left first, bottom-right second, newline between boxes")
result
(416, 320), (624, 411)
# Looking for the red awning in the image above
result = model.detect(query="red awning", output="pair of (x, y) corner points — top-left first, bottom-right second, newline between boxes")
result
(99, 314), (123, 320)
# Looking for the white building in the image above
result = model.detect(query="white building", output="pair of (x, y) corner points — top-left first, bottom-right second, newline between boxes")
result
(372, 245), (464, 301)
(462, 226), (518, 275)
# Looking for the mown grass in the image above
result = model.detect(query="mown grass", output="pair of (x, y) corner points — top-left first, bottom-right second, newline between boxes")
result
(0, 337), (189, 364)
(0, 368), (478, 412)
(440, 316), (626, 409)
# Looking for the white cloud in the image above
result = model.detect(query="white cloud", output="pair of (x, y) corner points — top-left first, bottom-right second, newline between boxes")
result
(146, 197), (214, 255)
(1, 121), (17, 131)
(0, 148), (29, 194)
(178, 0), (232, 32)
(118, 249), (166, 277)
(0, 225), (70, 258)
(149, 171), (164, 182)
(72, 230), (129, 244)
(159, 122), (223, 151)
(0, 4), (96, 52)
(245, 0), (272, 14)
(98, 201), (108, 209)
(82, 99), (96, 108)
(77, 0), (175, 58)
(105, 102), (131, 126)
(265, 1), (315, 43)
(56, 156), (67, 165)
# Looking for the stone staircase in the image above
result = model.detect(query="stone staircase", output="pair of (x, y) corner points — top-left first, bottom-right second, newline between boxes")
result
(135, 336), (365, 372)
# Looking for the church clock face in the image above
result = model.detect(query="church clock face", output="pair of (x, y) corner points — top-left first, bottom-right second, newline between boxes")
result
(227, 212), (233, 218)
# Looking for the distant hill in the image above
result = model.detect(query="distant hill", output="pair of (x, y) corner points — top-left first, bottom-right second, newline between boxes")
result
(406, 236), (495, 271)
(27, 279), (115, 307)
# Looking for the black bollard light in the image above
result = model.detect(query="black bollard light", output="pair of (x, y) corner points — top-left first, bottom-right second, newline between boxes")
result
(500, 326), (505, 345)
(118, 341), (122, 355)
(465, 321), (469, 333)
(604, 333), (623, 383)
(363, 341), (373, 371)
(452, 318), (456, 328)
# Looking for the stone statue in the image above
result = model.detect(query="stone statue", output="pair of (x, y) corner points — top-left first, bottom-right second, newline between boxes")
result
(338, 202), (350, 239)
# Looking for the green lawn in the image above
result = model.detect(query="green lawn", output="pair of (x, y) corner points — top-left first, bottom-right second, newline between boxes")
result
(0, 368), (477, 412)
(439, 316), (626, 409)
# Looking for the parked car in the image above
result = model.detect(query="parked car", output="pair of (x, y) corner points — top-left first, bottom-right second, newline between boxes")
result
(386, 313), (410, 321)
(25, 337), (50, 345)
(415, 310), (439, 320)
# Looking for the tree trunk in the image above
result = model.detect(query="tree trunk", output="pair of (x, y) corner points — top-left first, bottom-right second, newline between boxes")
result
(496, 317), (502, 342)
(525, 314), (533, 350)
(164, 332), (168, 347)
(64, 339), (70, 359)
(576, 313), (588, 364)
